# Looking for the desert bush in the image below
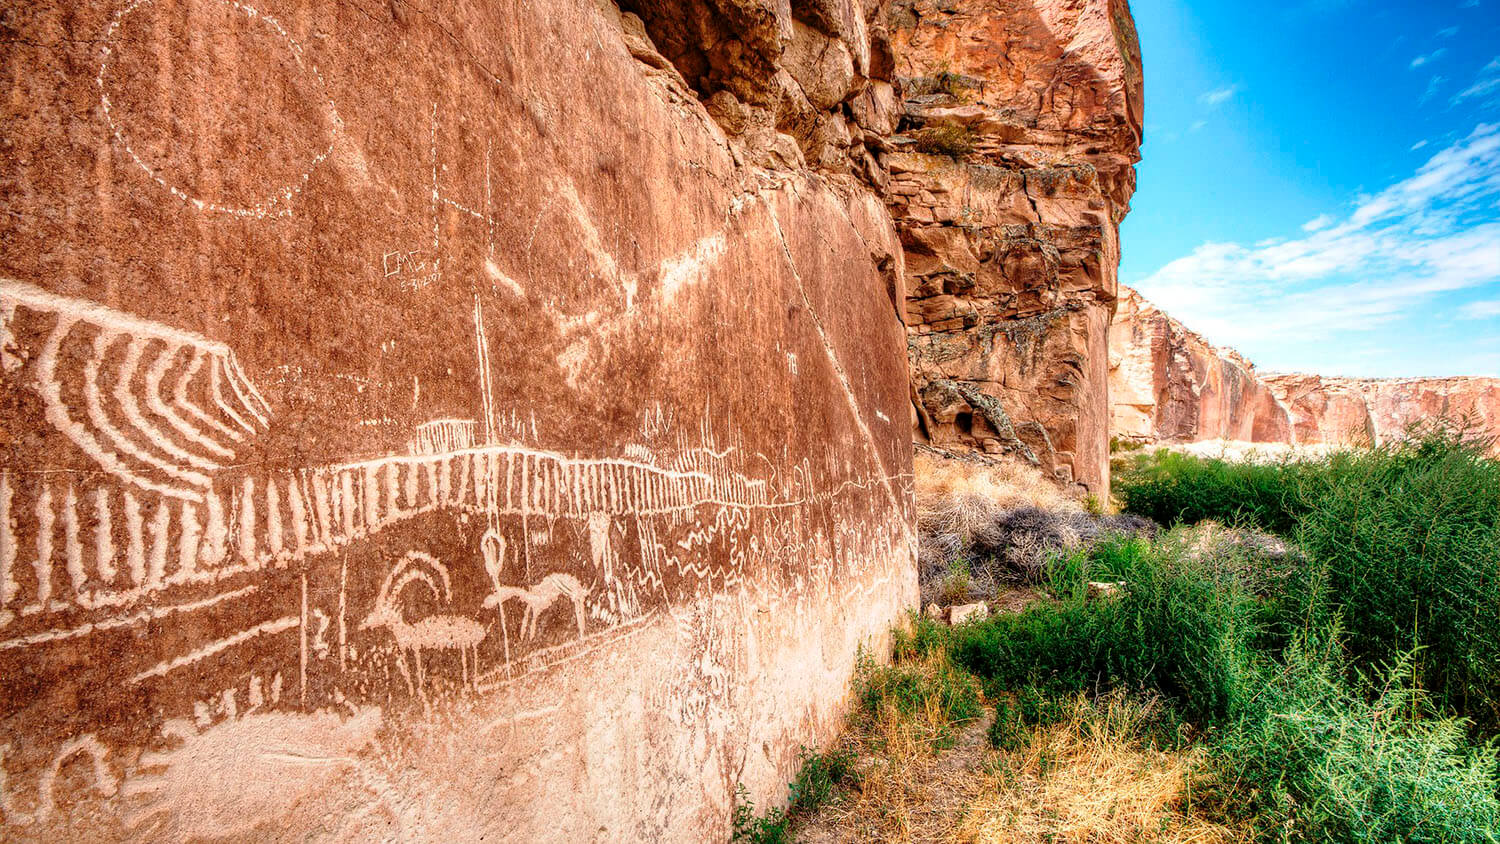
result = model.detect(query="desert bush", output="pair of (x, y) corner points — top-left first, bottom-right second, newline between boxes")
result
(1112, 449), (1313, 534)
(953, 532), (1262, 724)
(1204, 639), (1500, 843)
(1284, 428), (1500, 726)
(1118, 427), (1500, 726)
(910, 124), (977, 157)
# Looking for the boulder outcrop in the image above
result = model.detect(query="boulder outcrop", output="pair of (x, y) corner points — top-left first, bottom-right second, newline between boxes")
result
(890, 0), (1144, 496)
(0, 0), (914, 838)
(1110, 286), (1500, 455)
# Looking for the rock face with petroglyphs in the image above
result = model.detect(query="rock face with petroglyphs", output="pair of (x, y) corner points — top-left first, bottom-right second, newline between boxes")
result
(0, 0), (914, 838)
(889, 0), (1144, 496)
(1109, 286), (1292, 445)
(1110, 286), (1500, 455)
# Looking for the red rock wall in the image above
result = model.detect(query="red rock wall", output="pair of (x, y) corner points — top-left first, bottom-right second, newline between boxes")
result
(0, 0), (915, 837)
(1266, 374), (1500, 455)
(1109, 286), (1291, 445)
(890, 0), (1143, 497)
(1110, 287), (1500, 456)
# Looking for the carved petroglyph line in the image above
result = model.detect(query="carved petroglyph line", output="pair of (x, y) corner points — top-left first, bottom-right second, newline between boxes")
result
(130, 616), (298, 683)
(2, 279), (270, 501)
(0, 585), (258, 651)
(408, 419), (477, 455)
(32, 735), (118, 824)
(97, 0), (343, 220)
(361, 552), (484, 702)
(762, 199), (902, 518)
(484, 573), (586, 641)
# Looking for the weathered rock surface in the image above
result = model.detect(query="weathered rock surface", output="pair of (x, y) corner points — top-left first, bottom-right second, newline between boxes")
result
(1110, 286), (1500, 455)
(890, 0), (1144, 496)
(1109, 286), (1291, 445)
(0, 0), (915, 838)
(1266, 374), (1500, 455)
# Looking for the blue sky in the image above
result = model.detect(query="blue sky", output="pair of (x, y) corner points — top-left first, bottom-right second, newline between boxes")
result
(1120, 0), (1500, 377)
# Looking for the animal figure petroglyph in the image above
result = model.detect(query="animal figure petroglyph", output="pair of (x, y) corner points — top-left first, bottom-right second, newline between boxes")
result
(484, 573), (586, 642)
(361, 551), (485, 702)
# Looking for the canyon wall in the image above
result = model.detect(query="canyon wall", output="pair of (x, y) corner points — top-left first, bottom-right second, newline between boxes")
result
(890, 0), (1144, 496)
(1265, 374), (1500, 454)
(1111, 286), (1500, 455)
(1109, 286), (1291, 445)
(0, 0), (916, 838)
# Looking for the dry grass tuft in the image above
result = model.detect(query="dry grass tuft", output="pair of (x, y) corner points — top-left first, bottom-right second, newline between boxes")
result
(957, 694), (1246, 844)
(915, 452), (1079, 537)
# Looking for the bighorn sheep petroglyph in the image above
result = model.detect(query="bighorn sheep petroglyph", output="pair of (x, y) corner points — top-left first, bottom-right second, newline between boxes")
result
(484, 573), (587, 642)
(360, 551), (485, 702)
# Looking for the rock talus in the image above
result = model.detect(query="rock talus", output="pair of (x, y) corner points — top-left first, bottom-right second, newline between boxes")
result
(890, 0), (1144, 496)
(0, 0), (915, 837)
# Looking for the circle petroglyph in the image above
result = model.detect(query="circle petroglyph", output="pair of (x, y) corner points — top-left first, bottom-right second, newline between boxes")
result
(97, 0), (344, 220)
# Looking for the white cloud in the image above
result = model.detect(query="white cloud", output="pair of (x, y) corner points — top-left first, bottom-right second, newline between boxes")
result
(1453, 57), (1500, 105)
(1459, 299), (1500, 319)
(1411, 139), (1430, 150)
(1198, 86), (1240, 107)
(1438, 25), (1460, 37)
(1189, 119), (1207, 132)
(1410, 48), (1448, 68)
(1135, 124), (1500, 353)
(1420, 75), (1446, 105)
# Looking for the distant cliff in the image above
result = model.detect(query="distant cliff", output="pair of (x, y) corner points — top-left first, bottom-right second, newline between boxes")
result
(1110, 286), (1500, 454)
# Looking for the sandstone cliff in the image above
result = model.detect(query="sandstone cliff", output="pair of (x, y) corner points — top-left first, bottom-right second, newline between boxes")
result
(1265, 374), (1500, 455)
(0, 0), (916, 838)
(889, 0), (1144, 496)
(1110, 286), (1500, 455)
(1109, 286), (1291, 445)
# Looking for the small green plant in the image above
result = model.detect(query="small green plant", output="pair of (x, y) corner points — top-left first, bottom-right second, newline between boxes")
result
(1082, 492), (1105, 515)
(938, 557), (972, 603)
(730, 784), (790, 843)
(910, 124), (976, 157)
(891, 612), (951, 662)
(786, 746), (856, 815)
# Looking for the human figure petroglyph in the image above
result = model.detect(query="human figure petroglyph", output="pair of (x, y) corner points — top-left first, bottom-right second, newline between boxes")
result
(361, 552), (485, 702)
(484, 573), (587, 642)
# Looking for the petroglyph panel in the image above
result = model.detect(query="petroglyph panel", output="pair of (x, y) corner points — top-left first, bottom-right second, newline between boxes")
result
(0, 0), (914, 838)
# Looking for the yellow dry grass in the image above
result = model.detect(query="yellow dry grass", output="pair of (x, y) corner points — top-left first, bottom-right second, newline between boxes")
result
(914, 451), (1079, 541)
(956, 694), (1246, 844)
(797, 687), (1247, 844)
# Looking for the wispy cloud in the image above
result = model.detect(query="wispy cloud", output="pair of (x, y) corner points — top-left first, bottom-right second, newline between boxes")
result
(1460, 299), (1500, 319)
(1411, 139), (1430, 150)
(1302, 214), (1335, 232)
(1438, 25), (1461, 37)
(1411, 48), (1449, 68)
(1189, 119), (1208, 132)
(1420, 75), (1446, 104)
(1135, 124), (1500, 354)
(1454, 57), (1500, 106)
(1198, 85), (1240, 107)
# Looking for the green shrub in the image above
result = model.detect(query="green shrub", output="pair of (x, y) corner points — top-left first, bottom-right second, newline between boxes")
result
(786, 745), (856, 815)
(1206, 639), (1500, 843)
(891, 612), (952, 662)
(730, 784), (790, 843)
(1113, 450), (1311, 534)
(1285, 429), (1500, 726)
(954, 533), (1262, 725)
(856, 654), (982, 727)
